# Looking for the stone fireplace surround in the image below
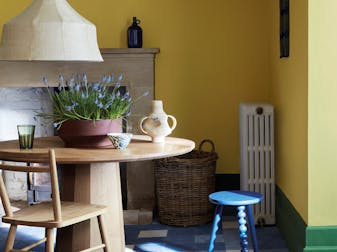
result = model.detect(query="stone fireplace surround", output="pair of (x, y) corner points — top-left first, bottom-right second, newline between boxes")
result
(0, 48), (159, 223)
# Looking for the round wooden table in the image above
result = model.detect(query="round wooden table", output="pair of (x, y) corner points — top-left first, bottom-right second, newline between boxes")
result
(0, 135), (195, 252)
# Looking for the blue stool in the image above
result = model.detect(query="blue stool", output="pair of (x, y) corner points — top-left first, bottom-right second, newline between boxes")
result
(208, 190), (263, 252)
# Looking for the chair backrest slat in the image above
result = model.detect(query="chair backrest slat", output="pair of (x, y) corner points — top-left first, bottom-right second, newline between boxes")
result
(0, 151), (50, 163)
(49, 149), (62, 221)
(0, 164), (50, 173)
(0, 149), (62, 222)
(0, 171), (13, 217)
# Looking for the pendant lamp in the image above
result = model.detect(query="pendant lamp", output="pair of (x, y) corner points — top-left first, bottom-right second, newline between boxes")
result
(0, 0), (103, 62)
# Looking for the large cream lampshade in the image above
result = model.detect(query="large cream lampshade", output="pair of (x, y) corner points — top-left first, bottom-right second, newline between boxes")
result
(0, 0), (103, 61)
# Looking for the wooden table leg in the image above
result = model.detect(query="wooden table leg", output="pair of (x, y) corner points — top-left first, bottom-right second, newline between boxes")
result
(57, 162), (125, 252)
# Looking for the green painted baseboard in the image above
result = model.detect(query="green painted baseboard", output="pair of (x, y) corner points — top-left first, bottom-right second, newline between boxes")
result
(276, 186), (306, 252)
(276, 186), (337, 252)
(215, 173), (240, 191)
(304, 246), (337, 252)
(304, 226), (337, 251)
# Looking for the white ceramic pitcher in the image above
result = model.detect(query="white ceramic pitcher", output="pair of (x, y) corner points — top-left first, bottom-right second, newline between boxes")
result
(139, 100), (177, 143)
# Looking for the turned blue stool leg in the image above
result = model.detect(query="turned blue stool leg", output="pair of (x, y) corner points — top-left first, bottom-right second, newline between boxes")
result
(208, 205), (223, 252)
(237, 205), (249, 252)
(247, 205), (259, 252)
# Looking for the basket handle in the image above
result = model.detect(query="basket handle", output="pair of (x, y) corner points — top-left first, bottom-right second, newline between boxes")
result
(198, 139), (215, 152)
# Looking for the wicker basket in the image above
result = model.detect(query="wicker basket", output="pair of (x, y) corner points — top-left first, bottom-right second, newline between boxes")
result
(154, 139), (218, 226)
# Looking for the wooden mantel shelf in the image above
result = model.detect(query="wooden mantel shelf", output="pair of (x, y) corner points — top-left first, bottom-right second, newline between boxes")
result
(0, 48), (160, 87)
(101, 48), (159, 55)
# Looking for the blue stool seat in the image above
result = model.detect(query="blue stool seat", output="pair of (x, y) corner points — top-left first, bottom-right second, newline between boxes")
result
(208, 190), (263, 252)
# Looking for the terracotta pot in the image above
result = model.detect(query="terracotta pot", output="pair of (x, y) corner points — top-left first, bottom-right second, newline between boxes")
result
(58, 119), (123, 148)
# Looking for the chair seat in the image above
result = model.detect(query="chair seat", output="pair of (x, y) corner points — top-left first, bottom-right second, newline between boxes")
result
(209, 190), (262, 206)
(2, 201), (107, 228)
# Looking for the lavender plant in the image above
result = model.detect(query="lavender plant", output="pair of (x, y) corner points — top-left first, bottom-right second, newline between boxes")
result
(38, 73), (148, 129)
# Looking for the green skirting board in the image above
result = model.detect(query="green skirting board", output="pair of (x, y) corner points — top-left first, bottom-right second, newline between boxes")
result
(276, 186), (337, 252)
(305, 226), (337, 251)
(276, 186), (306, 251)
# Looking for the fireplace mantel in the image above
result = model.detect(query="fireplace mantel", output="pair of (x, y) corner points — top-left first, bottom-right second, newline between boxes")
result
(0, 48), (160, 223)
(0, 48), (159, 87)
(101, 48), (159, 55)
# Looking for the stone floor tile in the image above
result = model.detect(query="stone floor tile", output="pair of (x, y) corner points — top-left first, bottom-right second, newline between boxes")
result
(138, 229), (168, 238)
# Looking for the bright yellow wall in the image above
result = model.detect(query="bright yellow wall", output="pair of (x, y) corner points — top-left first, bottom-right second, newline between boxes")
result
(308, 0), (337, 226)
(269, 0), (308, 222)
(5, 0), (335, 227)
(0, 0), (271, 173)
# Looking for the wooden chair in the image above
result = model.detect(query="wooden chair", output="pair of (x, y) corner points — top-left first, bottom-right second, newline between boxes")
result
(0, 149), (111, 252)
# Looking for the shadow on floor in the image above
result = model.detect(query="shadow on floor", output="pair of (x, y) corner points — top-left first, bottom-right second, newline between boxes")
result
(0, 220), (289, 252)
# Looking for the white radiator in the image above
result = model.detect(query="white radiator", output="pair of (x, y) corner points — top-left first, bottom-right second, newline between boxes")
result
(239, 103), (275, 225)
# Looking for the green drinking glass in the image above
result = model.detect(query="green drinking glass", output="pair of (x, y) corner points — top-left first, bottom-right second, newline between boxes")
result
(17, 125), (35, 149)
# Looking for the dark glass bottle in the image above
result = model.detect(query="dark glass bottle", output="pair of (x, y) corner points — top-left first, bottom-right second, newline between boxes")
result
(127, 17), (142, 48)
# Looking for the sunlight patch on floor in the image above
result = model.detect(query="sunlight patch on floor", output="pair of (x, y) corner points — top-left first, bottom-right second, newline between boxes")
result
(136, 242), (182, 252)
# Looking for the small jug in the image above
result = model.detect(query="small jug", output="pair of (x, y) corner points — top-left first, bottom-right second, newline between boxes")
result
(139, 100), (177, 143)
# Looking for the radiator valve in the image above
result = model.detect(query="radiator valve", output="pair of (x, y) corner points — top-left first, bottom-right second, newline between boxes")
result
(256, 107), (264, 115)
